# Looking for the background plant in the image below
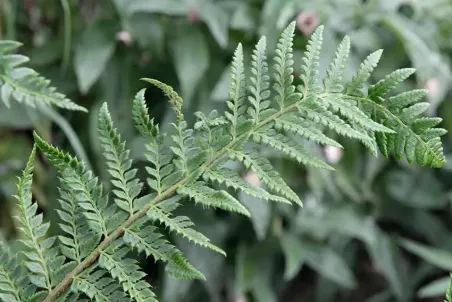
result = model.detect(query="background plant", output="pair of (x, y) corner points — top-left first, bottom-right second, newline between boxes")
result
(1, 0), (452, 301)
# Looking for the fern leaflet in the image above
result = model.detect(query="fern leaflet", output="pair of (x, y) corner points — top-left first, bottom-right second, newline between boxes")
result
(0, 40), (86, 111)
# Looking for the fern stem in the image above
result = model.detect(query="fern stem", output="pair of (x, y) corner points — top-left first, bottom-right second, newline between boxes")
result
(43, 95), (304, 301)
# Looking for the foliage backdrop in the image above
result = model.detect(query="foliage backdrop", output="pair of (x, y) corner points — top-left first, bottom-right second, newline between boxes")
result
(1, 0), (452, 301)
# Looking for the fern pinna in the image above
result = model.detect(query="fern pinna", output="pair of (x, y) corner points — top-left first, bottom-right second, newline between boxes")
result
(0, 22), (446, 301)
(0, 41), (86, 111)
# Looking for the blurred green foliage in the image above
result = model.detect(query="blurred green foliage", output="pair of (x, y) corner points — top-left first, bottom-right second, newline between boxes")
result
(1, 0), (452, 301)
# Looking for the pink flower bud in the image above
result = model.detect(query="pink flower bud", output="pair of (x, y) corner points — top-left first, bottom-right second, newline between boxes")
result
(423, 78), (440, 100)
(188, 10), (202, 23)
(296, 10), (320, 38)
(324, 145), (343, 164)
(244, 172), (262, 187)
(116, 30), (133, 46)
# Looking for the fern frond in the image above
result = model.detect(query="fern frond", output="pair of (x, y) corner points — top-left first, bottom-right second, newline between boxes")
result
(387, 89), (428, 110)
(14, 146), (61, 293)
(299, 25), (324, 95)
(123, 217), (204, 280)
(253, 130), (333, 170)
(34, 132), (124, 236)
(321, 95), (394, 133)
(147, 197), (226, 255)
(248, 36), (272, 124)
(0, 40), (86, 111)
(99, 242), (156, 301)
(57, 186), (99, 263)
(298, 97), (372, 143)
(273, 21), (300, 110)
(229, 150), (302, 206)
(0, 240), (30, 302)
(143, 79), (207, 178)
(368, 85), (447, 167)
(132, 89), (159, 139)
(73, 268), (132, 302)
(178, 182), (251, 216)
(343, 63), (446, 167)
(194, 110), (229, 158)
(274, 114), (342, 148)
(7, 20), (446, 302)
(225, 43), (247, 138)
(145, 137), (175, 196)
(346, 49), (383, 96)
(369, 68), (416, 101)
(323, 36), (350, 93)
(131, 90), (177, 197)
(202, 167), (291, 204)
(99, 103), (142, 215)
(170, 121), (197, 176)
(141, 78), (183, 122)
(60, 292), (83, 302)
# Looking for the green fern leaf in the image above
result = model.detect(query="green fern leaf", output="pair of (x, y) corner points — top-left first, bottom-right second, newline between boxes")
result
(57, 186), (99, 263)
(346, 49), (383, 96)
(350, 123), (379, 156)
(123, 217), (204, 280)
(0, 40), (86, 111)
(145, 137), (175, 196)
(412, 117), (443, 133)
(98, 103), (142, 215)
(147, 198), (226, 255)
(178, 182), (251, 216)
(99, 242), (156, 302)
(0, 240), (31, 302)
(323, 36), (350, 93)
(194, 110), (230, 158)
(229, 150), (302, 206)
(378, 111), (445, 167)
(225, 43), (247, 138)
(59, 292), (83, 302)
(170, 121), (207, 176)
(355, 78), (446, 167)
(274, 21), (300, 110)
(132, 89), (159, 139)
(73, 268), (134, 302)
(253, 130), (333, 170)
(298, 97), (372, 143)
(387, 89), (428, 110)
(142, 78), (184, 122)
(369, 68), (416, 100)
(132, 89), (177, 196)
(33, 132), (125, 236)
(322, 95), (394, 133)
(14, 145), (60, 292)
(202, 167), (291, 204)
(274, 114), (342, 148)
(248, 36), (271, 124)
(299, 25), (324, 95)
